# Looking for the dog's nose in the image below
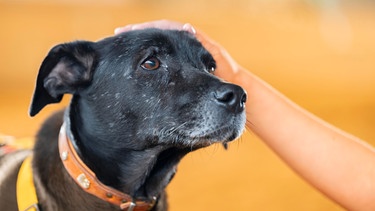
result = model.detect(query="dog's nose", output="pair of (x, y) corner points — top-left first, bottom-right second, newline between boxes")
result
(214, 84), (247, 113)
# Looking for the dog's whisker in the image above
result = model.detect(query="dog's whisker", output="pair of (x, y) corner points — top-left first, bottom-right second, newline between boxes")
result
(245, 119), (255, 130)
(168, 122), (189, 134)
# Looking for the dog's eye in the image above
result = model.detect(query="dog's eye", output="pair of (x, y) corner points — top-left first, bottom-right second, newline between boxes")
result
(208, 66), (216, 73)
(201, 53), (216, 74)
(141, 57), (160, 71)
(208, 62), (216, 73)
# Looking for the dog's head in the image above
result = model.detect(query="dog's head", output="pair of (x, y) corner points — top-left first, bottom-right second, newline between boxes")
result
(30, 29), (246, 199)
(30, 28), (246, 150)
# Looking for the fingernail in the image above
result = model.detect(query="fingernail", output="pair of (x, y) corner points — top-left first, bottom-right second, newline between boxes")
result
(114, 27), (122, 34)
(183, 23), (196, 35)
(131, 25), (141, 30)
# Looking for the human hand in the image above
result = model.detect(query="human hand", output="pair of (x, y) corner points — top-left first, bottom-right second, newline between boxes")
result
(114, 20), (240, 83)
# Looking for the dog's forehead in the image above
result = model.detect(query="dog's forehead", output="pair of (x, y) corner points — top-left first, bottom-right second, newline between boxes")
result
(107, 29), (204, 54)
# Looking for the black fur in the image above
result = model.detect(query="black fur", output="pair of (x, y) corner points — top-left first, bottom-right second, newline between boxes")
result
(0, 29), (246, 211)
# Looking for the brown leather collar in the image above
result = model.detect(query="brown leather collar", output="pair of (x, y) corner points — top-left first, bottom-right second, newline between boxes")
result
(58, 123), (156, 211)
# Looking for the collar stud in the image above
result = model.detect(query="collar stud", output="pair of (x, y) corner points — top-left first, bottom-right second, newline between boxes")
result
(77, 173), (91, 189)
(61, 151), (68, 161)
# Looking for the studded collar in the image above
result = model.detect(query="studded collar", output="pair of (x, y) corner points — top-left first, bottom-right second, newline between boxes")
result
(58, 122), (156, 211)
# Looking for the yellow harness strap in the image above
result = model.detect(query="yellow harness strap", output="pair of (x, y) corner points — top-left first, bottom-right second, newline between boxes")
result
(17, 156), (39, 211)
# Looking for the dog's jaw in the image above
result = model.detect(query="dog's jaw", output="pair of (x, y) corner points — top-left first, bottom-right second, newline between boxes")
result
(156, 106), (247, 149)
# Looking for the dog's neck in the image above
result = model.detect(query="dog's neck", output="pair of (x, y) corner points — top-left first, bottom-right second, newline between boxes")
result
(65, 101), (190, 201)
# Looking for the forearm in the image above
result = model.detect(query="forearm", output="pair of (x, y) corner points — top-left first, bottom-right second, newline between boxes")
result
(234, 66), (375, 210)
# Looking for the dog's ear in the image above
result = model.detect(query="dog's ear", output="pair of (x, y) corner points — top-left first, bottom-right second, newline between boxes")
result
(29, 41), (97, 116)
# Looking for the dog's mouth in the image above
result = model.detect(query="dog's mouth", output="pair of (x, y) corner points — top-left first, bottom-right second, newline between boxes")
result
(158, 124), (244, 150)
(190, 127), (242, 148)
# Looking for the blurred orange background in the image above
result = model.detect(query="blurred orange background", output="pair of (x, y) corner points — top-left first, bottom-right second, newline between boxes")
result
(1, 0), (374, 210)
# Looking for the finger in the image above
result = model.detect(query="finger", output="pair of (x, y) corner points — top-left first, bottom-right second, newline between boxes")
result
(182, 23), (196, 34)
(115, 20), (178, 34)
(114, 25), (133, 34)
(114, 20), (195, 35)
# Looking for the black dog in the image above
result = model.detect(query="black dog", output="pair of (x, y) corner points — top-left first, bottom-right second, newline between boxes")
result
(0, 28), (246, 211)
